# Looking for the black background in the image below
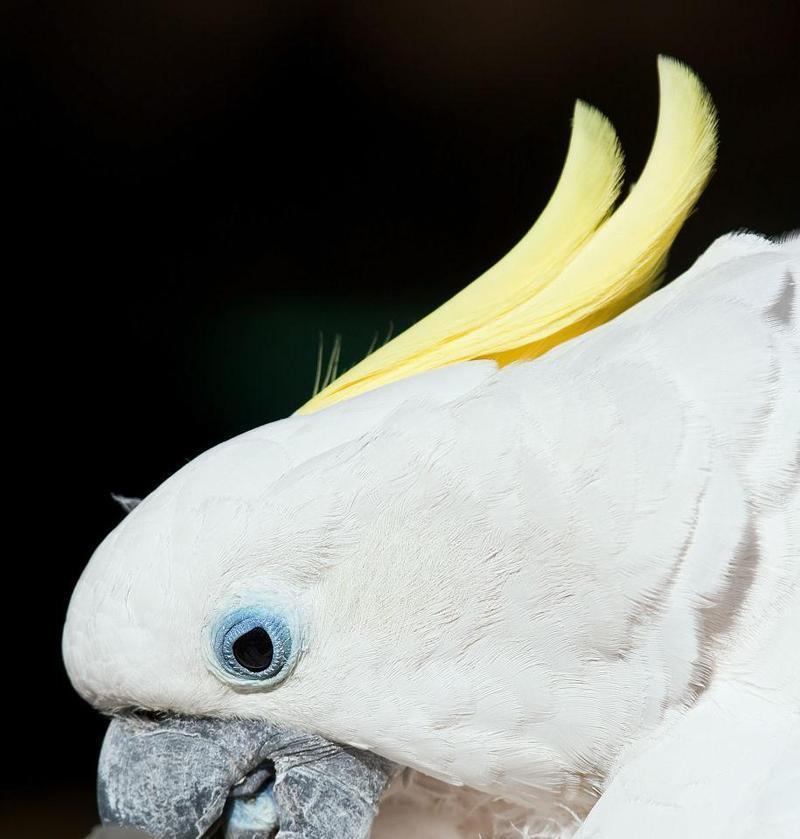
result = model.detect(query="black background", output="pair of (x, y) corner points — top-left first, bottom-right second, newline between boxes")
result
(3, 2), (798, 835)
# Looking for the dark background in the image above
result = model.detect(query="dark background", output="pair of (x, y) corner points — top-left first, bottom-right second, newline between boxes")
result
(3, 1), (798, 835)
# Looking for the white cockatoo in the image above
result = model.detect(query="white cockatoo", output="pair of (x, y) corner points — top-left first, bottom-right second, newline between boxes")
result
(63, 57), (799, 839)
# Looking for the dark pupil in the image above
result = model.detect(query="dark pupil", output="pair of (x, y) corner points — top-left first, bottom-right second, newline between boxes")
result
(232, 627), (273, 672)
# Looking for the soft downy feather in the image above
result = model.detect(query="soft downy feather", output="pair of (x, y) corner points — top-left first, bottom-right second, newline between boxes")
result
(368, 230), (799, 839)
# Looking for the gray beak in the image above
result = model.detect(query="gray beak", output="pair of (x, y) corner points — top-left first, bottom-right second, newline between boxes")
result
(98, 714), (395, 839)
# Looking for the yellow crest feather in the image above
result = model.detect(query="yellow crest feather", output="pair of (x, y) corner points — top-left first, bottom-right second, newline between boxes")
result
(300, 57), (717, 414)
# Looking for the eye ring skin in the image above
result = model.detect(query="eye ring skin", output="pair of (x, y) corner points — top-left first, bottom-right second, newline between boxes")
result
(208, 606), (300, 690)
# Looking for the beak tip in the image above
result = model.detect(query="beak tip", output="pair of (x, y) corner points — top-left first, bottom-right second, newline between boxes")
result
(98, 715), (232, 839)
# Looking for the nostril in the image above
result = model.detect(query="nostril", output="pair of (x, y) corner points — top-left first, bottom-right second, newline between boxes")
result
(228, 761), (275, 800)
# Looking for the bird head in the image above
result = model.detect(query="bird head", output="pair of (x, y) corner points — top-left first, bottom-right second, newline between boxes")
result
(63, 57), (716, 839)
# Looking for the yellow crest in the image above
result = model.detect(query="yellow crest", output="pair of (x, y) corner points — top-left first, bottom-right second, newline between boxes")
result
(300, 57), (717, 414)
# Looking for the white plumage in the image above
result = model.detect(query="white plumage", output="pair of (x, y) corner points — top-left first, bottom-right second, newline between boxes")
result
(64, 231), (799, 838)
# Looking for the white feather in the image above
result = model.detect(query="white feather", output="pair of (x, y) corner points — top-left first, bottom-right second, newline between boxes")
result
(63, 232), (799, 837)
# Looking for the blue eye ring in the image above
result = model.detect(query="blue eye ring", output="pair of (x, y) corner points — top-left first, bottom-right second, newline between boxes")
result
(213, 607), (295, 685)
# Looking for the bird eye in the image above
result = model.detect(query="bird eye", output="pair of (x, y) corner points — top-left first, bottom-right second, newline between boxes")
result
(213, 608), (294, 684)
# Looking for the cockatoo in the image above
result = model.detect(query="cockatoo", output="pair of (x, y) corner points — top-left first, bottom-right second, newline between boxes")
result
(63, 57), (799, 839)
